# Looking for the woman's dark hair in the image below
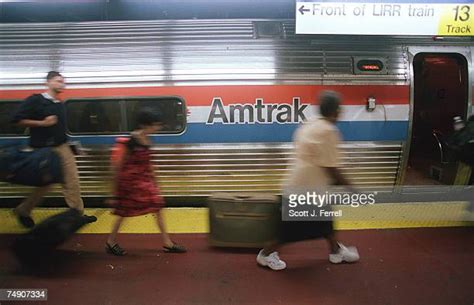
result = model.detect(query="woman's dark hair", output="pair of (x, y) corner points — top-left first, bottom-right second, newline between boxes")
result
(319, 90), (341, 118)
(136, 108), (163, 127)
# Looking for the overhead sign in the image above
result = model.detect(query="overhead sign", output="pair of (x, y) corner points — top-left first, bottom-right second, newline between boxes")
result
(296, 1), (474, 36)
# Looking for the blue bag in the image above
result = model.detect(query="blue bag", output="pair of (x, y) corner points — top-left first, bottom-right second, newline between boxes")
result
(0, 145), (63, 186)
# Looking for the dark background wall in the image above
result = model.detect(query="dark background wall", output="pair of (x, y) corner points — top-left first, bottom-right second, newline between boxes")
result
(0, 0), (296, 23)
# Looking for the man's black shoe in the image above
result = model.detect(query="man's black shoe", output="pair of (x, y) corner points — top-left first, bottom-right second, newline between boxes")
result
(82, 214), (97, 223)
(17, 214), (35, 228)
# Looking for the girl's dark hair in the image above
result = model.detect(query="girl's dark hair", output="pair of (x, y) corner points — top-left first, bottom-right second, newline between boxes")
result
(136, 108), (163, 127)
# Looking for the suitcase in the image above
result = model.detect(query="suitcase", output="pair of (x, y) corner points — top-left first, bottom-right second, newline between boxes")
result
(12, 209), (96, 265)
(208, 193), (279, 248)
(0, 145), (63, 186)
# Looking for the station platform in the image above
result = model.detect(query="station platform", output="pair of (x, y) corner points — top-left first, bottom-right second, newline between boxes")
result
(0, 205), (473, 305)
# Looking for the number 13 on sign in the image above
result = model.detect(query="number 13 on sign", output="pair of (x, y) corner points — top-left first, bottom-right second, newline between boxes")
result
(438, 5), (474, 36)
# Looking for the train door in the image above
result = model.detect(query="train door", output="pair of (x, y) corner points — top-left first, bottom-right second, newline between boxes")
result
(404, 53), (470, 185)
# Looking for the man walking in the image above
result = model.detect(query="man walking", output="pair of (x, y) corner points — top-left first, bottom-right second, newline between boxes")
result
(12, 71), (91, 228)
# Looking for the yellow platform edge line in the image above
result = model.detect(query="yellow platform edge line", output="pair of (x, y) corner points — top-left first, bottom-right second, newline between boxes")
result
(1, 202), (474, 234)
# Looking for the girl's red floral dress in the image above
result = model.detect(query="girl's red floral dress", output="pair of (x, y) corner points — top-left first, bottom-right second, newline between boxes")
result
(113, 136), (164, 217)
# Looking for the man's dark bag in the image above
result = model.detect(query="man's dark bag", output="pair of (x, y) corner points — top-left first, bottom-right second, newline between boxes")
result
(0, 145), (63, 186)
(12, 209), (96, 265)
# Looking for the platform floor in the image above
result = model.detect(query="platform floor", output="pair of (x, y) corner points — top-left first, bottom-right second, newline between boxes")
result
(1, 204), (474, 235)
(1, 227), (473, 305)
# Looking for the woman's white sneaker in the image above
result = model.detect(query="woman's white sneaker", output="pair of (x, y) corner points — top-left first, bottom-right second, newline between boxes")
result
(328, 243), (360, 264)
(256, 250), (287, 270)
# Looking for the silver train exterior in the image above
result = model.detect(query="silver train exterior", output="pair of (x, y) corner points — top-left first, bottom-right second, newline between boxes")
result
(0, 20), (473, 204)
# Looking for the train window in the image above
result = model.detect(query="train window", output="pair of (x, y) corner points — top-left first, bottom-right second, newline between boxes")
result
(65, 97), (186, 135)
(125, 97), (185, 134)
(0, 101), (29, 136)
(66, 100), (122, 134)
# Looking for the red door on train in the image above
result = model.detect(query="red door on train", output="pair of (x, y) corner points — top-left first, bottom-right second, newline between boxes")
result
(406, 53), (470, 185)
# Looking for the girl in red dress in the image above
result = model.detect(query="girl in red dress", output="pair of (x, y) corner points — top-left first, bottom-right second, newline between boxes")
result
(106, 108), (186, 256)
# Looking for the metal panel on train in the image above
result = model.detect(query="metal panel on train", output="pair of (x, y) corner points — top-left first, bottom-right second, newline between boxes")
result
(0, 20), (472, 199)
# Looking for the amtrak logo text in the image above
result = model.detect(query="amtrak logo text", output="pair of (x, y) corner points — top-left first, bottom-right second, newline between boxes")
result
(207, 97), (309, 124)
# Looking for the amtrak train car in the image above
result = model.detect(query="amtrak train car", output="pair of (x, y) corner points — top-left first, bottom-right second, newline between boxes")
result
(0, 20), (473, 205)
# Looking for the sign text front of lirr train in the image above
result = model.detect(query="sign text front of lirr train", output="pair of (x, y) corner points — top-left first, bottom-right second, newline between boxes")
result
(296, 0), (474, 36)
